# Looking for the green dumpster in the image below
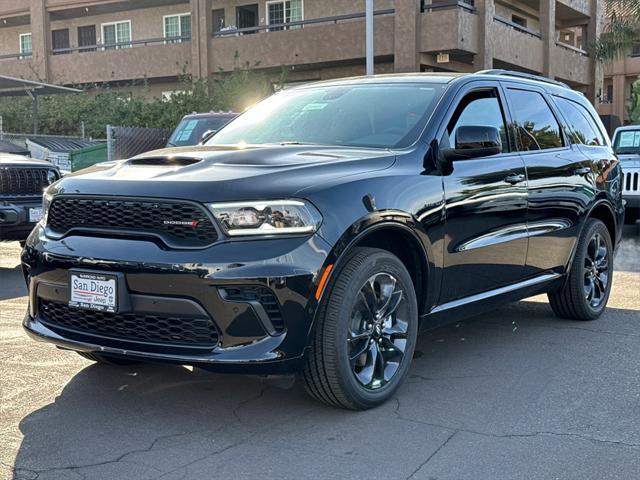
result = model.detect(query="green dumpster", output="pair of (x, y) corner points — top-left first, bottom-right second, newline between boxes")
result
(69, 143), (108, 172)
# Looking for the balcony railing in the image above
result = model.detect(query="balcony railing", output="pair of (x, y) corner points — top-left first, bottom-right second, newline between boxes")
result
(50, 35), (190, 55)
(494, 15), (542, 38)
(421, 0), (476, 13)
(555, 41), (588, 56)
(212, 9), (394, 37)
(0, 52), (32, 61)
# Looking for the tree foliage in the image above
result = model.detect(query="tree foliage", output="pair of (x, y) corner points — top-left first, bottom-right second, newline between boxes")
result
(593, 0), (640, 61)
(0, 67), (281, 138)
(629, 78), (640, 123)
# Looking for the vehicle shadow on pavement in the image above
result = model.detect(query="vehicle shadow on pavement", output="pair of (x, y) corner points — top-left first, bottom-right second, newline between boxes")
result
(0, 265), (26, 301)
(9, 300), (640, 480)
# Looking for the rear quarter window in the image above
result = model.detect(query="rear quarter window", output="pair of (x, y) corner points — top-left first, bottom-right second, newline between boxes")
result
(554, 97), (605, 147)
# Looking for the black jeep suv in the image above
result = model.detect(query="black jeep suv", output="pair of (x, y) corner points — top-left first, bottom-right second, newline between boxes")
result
(1, 153), (60, 243)
(22, 71), (624, 409)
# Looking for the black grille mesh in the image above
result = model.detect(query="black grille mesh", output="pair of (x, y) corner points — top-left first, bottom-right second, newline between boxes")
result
(39, 299), (219, 347)
(0, 168), (52, 196)
(222, 286), (285, 332)
(47, 197), (218, 248)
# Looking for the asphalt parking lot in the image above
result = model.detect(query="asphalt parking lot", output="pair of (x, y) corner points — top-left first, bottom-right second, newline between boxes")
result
(1, 227), (639, 480)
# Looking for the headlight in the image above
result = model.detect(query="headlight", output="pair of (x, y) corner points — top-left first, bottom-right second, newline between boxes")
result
(208, 199), (322, 237)
(42, 191), (54, 225)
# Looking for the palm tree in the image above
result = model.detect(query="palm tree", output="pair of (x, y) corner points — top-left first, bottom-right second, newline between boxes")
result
(593, 0), (640, 61)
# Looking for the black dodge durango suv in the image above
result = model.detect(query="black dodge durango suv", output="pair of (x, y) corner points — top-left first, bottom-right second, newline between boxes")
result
(22, 71), (624, 409)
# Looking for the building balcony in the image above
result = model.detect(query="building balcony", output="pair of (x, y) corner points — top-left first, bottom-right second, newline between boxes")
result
(0, 55), (40, 80)
(209, 10), (395, 72)
(48, 39), (191, 85)
(419, 2), (479, 55)
(492, 16), (544, 73)
(552, 41), (590, 85)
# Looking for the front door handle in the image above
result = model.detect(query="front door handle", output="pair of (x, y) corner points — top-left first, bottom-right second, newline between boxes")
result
(574, 167), (592, 176)
(504, 173), (525, 184)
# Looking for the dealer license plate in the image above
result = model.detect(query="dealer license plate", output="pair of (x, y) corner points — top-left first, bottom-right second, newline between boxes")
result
(29, 207), (43, 223)
(69, 272), (118, 313)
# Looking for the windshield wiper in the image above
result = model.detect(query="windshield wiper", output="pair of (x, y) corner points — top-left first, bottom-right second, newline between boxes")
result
(278, 141), (325, 146)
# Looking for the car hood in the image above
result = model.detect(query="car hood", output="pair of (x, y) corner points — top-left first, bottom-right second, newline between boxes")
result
(51, 145), (396, 202)
(0, 153), (57, 168)
(618, 154), (640, 169)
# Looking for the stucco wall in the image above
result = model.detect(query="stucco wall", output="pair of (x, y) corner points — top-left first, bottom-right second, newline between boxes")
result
(492, 21), (544, 72)
(210, 14), (394, 72)
(49, 42), (191, 84)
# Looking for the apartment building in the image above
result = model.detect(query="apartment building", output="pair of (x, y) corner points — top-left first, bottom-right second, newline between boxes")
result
(597, 45), (640, 124)
(0, 0), (602, 100)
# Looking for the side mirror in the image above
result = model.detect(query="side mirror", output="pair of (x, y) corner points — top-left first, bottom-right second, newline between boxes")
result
(442, 125), (502, 161)
(199, 129), (218, 145)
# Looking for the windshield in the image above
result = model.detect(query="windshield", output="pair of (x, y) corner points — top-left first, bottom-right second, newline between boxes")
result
(167, 116), (234, 147)
(207, 83), (446, 149)
(613, 129), (640, 155)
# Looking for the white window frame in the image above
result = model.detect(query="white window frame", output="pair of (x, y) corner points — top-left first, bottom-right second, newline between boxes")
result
(100, 20), (132, 50)
(266, 0), (304, 31)
(19, 32), (32, 58)
(163, 13), (191, 43)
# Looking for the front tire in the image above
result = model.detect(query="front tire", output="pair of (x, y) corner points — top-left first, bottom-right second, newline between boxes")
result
(77, 351), (140, 366)
(303, 247), (418, 410)
(548, 219), (613, 321)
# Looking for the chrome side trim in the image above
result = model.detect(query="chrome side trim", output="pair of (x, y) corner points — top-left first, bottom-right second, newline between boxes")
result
(431, 272), (561, 314)
(455, 220), (573, 252)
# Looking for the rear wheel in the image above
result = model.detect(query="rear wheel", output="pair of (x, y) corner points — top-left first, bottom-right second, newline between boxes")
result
(77, 351), (140, 366)
(548, 219), (613, 321)
(303, 247), (418, 410)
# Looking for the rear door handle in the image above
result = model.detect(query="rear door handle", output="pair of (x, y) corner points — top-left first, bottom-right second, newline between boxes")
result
(504, 173), (525, 184)
(574, 167), (592, 175)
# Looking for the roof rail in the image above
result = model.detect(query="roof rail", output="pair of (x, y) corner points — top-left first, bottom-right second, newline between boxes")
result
(476, 69), (569, 88)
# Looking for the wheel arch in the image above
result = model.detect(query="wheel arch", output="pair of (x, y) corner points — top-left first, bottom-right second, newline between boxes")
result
(586, 200), (617, 246)
(318, 216), (434, 317)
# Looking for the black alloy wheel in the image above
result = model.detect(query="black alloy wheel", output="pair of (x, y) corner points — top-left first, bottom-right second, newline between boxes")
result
(549, 219), (613, 320)
(303, 247), (418, 410)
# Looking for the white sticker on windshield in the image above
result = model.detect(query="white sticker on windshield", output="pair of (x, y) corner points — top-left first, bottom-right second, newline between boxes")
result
(618, 131), (638, 147)
(303, 103), (328, 111)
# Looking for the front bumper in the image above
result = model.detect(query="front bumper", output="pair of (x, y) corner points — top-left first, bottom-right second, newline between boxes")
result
(623, 194), (640, 209)
(0, 198), (41, 241)
(22, 225), (332, 374)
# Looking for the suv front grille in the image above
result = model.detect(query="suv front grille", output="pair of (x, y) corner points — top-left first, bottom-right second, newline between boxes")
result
(624, 171), (639, 193)
(47, 197), (218, 248)
(38, 299), (219, 348)
(0, 167), (52, 196)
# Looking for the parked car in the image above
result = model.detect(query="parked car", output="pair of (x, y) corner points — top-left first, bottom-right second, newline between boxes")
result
(611, 125), (640, 224)
(0, 153), (60, 243)
(166, 112), (238, 147)
(22, 71), (624, 410)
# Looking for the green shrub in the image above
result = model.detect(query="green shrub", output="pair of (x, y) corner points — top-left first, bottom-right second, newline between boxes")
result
(0, 67), (282, 138)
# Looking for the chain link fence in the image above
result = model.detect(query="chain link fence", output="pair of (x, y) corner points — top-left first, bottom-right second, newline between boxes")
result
(106, 125), (172, 161)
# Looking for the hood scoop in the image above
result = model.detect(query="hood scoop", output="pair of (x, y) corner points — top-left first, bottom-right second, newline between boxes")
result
(129, 157), (202, 167)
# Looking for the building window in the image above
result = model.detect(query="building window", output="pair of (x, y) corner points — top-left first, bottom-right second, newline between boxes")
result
(19, 33), (32, 58)
(607, 84), (614, 103)
(212, 9), (226, 33)
(632, 43), (640, 57)
(52, 28), (70, 54)
(164, 13), (191, 43)
(236, 4), (259, 32)
(101, 20), (131, 50)
(266, 0), (303, 31)
(511, 14), (527, 28)
(78, 25), (97, 52)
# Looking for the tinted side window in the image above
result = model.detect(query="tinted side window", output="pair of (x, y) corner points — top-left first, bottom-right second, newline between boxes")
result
(554, 97), (605, 146)
(442, 90), (509, 152)
(507, 89), (563, 151)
